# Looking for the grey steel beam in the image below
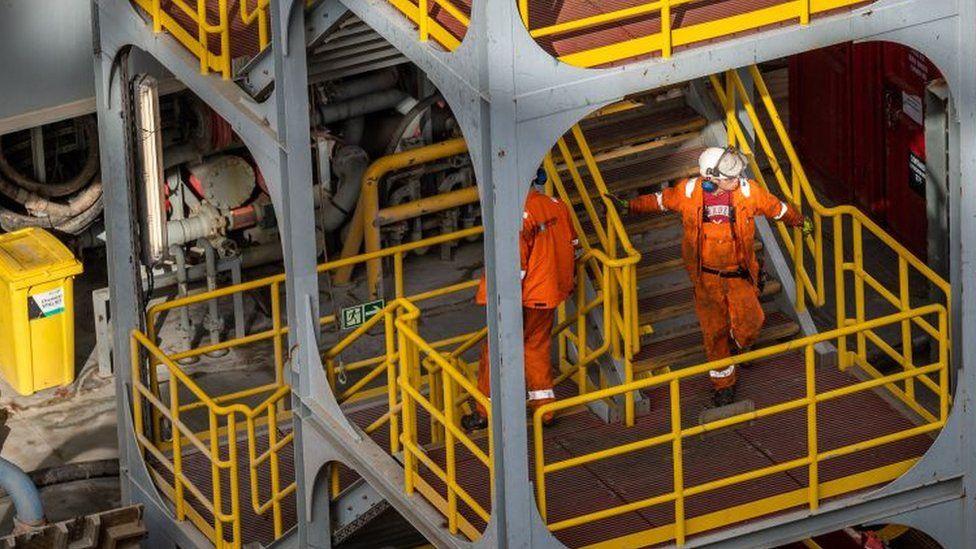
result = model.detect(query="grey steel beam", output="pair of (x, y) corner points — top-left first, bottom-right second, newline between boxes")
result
(297, 402), (471, 549)
(513, 0), (961, 123)
(687, 478), (963, 549)
(92, 17), (142, 508)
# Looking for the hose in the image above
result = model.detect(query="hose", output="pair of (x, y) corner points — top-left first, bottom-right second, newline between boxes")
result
(0, 457), (44, 531)
(0, 188), (104, 235)
(317, 89), (412, 125)
(0, 117), (99, 198)
(326, 69), (398, 102)
(384, 92), (443, 155)
(321, 145), (369, 231)
(0, 178), (102, 219)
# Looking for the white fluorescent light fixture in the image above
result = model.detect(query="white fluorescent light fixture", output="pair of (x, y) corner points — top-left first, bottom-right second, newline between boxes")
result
(136, 76), (168, 262)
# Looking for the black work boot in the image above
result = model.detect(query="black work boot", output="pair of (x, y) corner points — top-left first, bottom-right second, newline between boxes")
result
(461, 413), (488, 432)
(711, 385), (737, 407)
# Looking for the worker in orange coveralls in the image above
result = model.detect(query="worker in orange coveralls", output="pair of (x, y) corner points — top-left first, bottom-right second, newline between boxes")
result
(461, 167), (580, 431)
(607, 146), (812, 407)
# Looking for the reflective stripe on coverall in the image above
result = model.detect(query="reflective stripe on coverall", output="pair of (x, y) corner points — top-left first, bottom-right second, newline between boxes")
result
(475, 189), (578, 419)
(629, 178), (803, 389)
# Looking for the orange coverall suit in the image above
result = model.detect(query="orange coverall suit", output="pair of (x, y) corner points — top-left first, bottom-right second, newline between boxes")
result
(629, 178), (802, 390)
(474, 189), (579, 420)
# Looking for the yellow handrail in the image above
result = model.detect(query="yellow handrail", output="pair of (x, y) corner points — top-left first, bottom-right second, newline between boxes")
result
(532, 304), (949, 544)
(134, 0), (271, 79)
(131, 330), (296, 548)
(391, 0), (866, 68)
(709, 67), (950, 378)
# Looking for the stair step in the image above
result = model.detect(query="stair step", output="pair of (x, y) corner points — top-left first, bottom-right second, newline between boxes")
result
(633, 311), (800, 374)
(582, 203), (682, 245)
(581, 106), (706, 153)
(638, 278), (783, 326)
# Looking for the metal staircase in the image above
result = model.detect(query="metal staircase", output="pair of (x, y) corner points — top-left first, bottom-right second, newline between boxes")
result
(93, 0), (976, 548)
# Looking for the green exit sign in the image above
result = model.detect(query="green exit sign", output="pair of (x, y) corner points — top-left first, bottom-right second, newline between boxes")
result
(340, 299), (385, 330)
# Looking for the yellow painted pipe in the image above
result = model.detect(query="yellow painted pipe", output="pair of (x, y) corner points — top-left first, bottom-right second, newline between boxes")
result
(336, 138), (469, 296)
(375, 186), (479, 226)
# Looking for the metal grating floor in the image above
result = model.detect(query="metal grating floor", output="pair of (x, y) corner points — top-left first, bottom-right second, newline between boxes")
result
(403, 352), (935, 547)
(148, 429), (298, 547)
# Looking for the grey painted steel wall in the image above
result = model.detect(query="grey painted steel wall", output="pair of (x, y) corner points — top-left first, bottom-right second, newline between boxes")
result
(0, 0), (172, 135)
(0, 0), (95, 134)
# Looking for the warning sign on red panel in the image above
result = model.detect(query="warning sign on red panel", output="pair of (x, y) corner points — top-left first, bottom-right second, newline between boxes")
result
(909, 152), (927, 196)
(28, 288), (65, 321)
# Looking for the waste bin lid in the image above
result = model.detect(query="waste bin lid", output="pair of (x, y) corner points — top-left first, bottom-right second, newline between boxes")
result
(0, 228), (82, 287)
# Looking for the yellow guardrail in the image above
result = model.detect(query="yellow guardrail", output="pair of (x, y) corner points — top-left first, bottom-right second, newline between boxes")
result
(131, 330), (295, 548)
(710, 67), (950, 377)
(532, 304), (950, 546)
(394, 0), (867, 68)
(134, 0), (271, 78)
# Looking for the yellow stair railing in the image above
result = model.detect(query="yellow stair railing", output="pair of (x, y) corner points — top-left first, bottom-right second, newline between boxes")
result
(709, 66), (950, 381)
(133, 0), (271, 78)
(394, 0), (869, 68)
(532, 303), (950, 546)
(130, 330), (295, 548)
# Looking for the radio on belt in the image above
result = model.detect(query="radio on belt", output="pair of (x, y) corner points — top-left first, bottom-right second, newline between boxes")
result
(0, 228), (83, 395)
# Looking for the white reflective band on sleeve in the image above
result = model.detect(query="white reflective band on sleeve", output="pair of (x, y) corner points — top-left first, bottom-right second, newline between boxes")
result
(528, 389), (556, 401)
(655, 192), (666, 211)
(520, 270), (527, 280)
(685, 178), (697, 198)
(739, 178), (751, 197)
(709, 365), (736, 379)
(523, 211), (529, 219)
(774, 202), (789, 220)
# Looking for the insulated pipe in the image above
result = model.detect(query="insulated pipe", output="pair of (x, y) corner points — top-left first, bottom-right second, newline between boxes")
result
(333, 138), (469, 293)
(0, 178), (103, 219)
(326, 69), (398, 102)
(0, 457), (45, 532)
(321, 145), (369, 231)
(317, 89), (412, 125)
(375, 186), (479, 226)
(0, 117), (99, 198)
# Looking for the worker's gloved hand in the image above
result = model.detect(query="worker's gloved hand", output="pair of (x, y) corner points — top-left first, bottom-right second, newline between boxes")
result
(604, 193), (629, 216)
(802, 217), (815, 237)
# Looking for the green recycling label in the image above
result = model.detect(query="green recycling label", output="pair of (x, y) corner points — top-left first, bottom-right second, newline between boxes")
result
(28, 288), (65, 320)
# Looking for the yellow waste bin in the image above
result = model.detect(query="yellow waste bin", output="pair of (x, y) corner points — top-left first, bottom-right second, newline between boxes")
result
(0, 228), (83, 395)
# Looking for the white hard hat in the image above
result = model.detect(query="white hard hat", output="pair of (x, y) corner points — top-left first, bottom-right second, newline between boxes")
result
(699, 146), (747, 179)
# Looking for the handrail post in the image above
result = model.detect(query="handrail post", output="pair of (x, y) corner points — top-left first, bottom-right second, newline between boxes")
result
(938, 308), (949, 422)
(800, 0), (811, 25)
(267, 405), (283, 536)
(228, 414), (242, 547)
(577, 263), (588, 394)
(519, 0), (529, 28)
(805, 345), (819, 511)
(725, 71), (737, 148)
(218, 0), (230, 79)
(443, 369), (458, 533)
(898, 257), (916, 402)
(151, 0), (162, 32)
(196, 0), (209, 74)
(209, 410), (224, 544)
(386, 313), (401, 453)
(171, 375), (187, 521)
(661, 1), (672, 58)
(670, 379), (685, 545)
(399, 319), (417, 494)
(853, 219), (867, 362)
(419, 0), (430, 42)
(834, 216), (849, 370)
